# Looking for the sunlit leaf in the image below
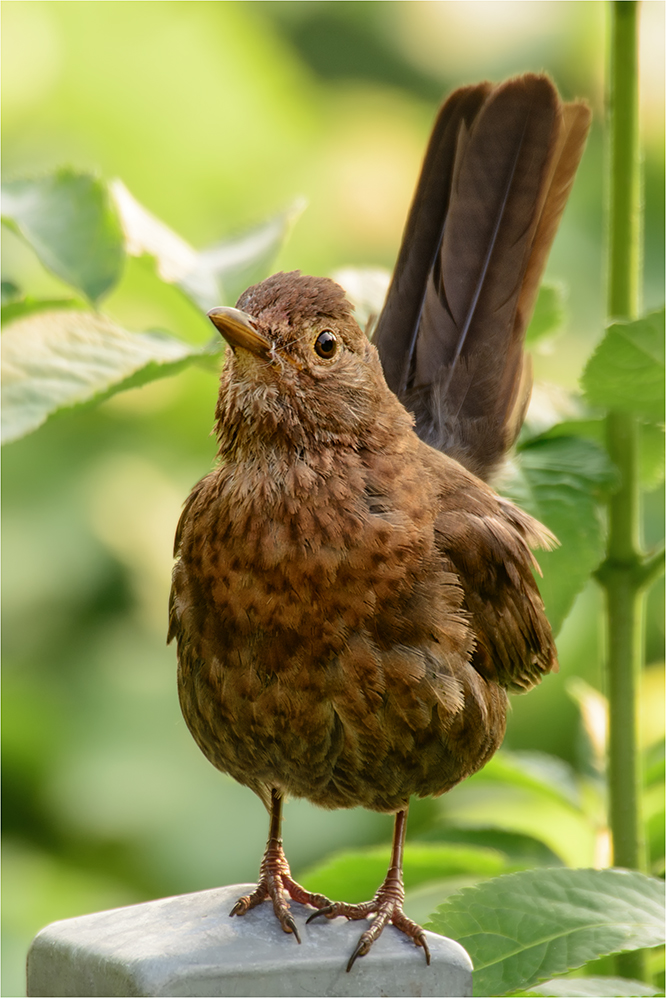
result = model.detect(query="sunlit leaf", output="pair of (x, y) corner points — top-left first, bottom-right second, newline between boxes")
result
(533, 415), (663, 490)
(423, 827), (562, 869)
(300, 842), (508, 904)
(2, 170), (125, 304)
(639, 422), (665, 489)
(517, 975), (660, 997)
(526, 282), (567, 345)
(502, 437), (616, 633)
(2, 279), (22, 305)
(566, 678), (607, 776)
(581, 309), (665, 423)
(193, 198), (306, 308)
(2, 295), (84, 325)
(644, 740), (665, 789)
(426, 868), (665, 997)
(111, 179), (305, 311)
(477, 752), (582, 808)
(437, 751), (597, 867)
(1, 309), (217, 444)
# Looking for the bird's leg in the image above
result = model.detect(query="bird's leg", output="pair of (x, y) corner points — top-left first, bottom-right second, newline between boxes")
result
(230, 788), (333, 942)
(307, 807), (430, 971)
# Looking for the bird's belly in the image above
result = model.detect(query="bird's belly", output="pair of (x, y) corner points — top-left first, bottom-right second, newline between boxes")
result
(173, 476), (507, 812)
(177, 624), (508, 814)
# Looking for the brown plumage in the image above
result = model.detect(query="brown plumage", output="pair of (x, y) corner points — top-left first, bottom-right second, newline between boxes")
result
(374, 74), (591, 480)
(169, 74), (590, 970)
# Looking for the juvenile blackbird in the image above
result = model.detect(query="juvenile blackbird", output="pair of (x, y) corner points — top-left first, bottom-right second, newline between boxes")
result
(169, 74), (591, 970)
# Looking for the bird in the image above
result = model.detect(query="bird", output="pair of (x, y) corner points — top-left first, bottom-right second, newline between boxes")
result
(168, 73), (591, 971)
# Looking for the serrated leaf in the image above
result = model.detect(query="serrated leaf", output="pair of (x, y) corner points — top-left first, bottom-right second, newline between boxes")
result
(111, 179), (304, 311)
(299, 842), (508, 904)
(426, 868), (665, 997)
(581, 309), (665, 423)
(1, 309), (216, 444)
(2, 170), (124, 304)
(526, 283), (567, 346)
(533, 416), (662, 490)
(519, 975), (660, 997)
(501, 437), (616, 633)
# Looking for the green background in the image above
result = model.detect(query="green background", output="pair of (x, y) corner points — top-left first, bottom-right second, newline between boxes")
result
(2, 3), (664, 996)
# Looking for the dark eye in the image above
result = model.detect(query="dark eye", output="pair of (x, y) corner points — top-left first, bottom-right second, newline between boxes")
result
(314, 330), (337, 359)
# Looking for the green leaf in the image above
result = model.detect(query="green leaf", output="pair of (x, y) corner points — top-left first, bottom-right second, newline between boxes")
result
(526, 283), (567, 346)
(644, 740), (665, 789)
(2, 170), (125, 304)
(518, 976), (660, 997)
(426, 868), (665, 998)
(193, 200), (306, 308)
(299, 842), (508, 904)
(437, 752), (597, 868)
(1, 279), (22, 305)
(520, 384), (589, 443)
(2, 295), (84, 325)
(566, 678), (607, 777)
(503, 437), (616, 633)
(639, 422), (665, 489)
(1, 309), (217, 444)
(111, 179), (304, 311)
(581, 309), (665, 423)
(421, 827), (563, 869)
(534, 416), (663, 490)
(476, 752), (582, 808)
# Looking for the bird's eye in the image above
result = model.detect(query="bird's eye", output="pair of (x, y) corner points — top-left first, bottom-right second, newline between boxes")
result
(314, 330), (337, 359)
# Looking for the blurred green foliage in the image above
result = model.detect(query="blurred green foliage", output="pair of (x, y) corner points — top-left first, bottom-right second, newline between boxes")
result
(2, 3), (664, 997)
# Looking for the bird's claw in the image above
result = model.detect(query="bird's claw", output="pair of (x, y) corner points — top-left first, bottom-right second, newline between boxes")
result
(282, 912), (302, 943)
(229, 897), (249, 917)
(306, 903), (347, 923)
(347, 933), (372, 971)
(229, 835), (333, 945)
(308, 892), (429, 971)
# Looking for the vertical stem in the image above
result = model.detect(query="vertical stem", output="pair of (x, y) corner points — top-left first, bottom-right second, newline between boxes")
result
(602, 0), (646, 981)
(607, 1), (641, 320)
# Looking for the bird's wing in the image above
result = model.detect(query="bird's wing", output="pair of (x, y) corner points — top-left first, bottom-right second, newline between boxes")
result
(374, 74), (591, 482)
(429, 454), (558, 692)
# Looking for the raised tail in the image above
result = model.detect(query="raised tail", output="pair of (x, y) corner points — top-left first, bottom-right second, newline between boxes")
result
(373, 74), (591, 482)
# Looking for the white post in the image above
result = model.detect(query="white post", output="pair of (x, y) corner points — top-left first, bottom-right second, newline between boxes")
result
(27, 884), (473, 997)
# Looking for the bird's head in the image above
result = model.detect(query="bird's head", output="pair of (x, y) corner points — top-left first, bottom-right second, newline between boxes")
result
(209, 271), (412, 458)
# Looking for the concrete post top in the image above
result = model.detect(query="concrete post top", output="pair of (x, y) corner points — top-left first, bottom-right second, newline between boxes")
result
(27, 883), (473, 997)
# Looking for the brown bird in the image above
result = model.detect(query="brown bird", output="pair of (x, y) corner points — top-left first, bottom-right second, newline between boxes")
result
(169, 73), (591, 970)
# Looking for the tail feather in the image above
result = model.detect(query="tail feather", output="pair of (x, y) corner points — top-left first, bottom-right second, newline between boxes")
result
(374, 74), (591, 482)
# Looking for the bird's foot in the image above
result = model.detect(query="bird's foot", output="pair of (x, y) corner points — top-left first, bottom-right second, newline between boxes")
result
(306, 873), (430, 971)
(230, 838), (333, 943)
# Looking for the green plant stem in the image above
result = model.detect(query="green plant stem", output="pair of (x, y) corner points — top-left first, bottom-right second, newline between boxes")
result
(599, 1), (647, 982)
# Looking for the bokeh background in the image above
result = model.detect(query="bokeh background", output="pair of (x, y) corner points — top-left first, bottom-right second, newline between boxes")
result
(2, 2), (664, 995)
